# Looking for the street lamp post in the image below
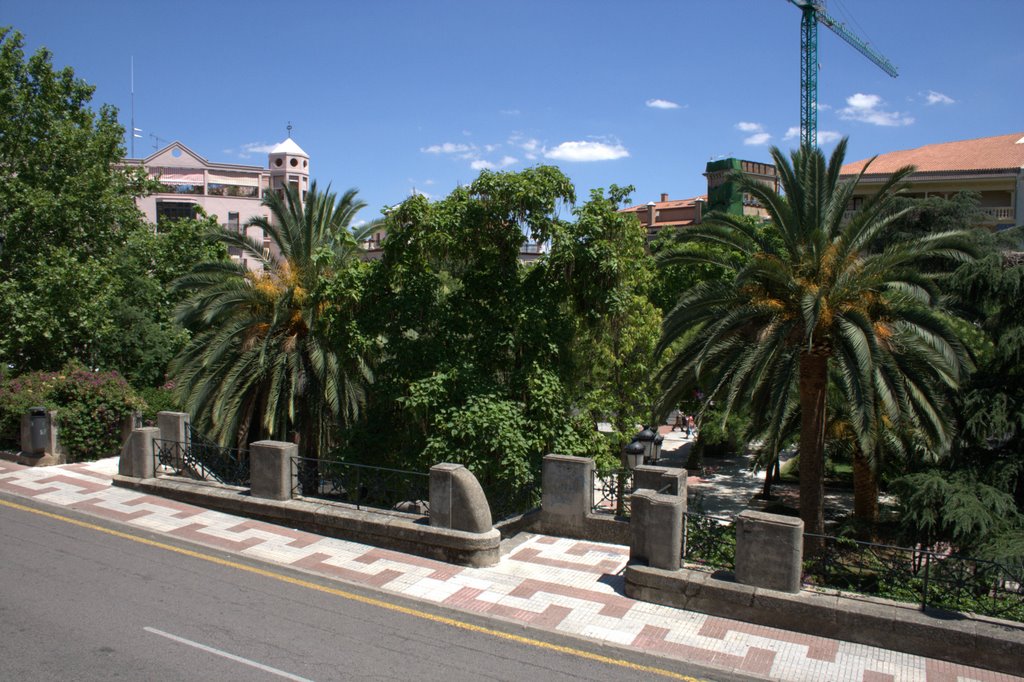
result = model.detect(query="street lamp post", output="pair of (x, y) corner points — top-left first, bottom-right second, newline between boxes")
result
(619, 439), (645, 516)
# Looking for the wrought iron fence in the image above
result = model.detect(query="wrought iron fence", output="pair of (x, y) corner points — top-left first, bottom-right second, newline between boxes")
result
(592, 469), (633, 516)
(152, 436), (250, 487)
(682, 511), (736, 570)
(803, 534), (1024, 622)
(290, 456), (429, 512)
(483, 480), (540, 522)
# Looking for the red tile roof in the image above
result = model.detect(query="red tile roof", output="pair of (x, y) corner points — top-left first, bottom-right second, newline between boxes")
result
(841, 132), (1024, 176)
(620, 195), (706, 213)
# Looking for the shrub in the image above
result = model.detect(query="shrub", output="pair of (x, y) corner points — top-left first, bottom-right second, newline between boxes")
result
(0, 363), (145, 461)
(137, 384), (182, 425)
(0, 370), (59, 448)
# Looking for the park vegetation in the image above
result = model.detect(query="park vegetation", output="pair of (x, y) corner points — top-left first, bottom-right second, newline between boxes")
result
(0, 27), (1021, 567)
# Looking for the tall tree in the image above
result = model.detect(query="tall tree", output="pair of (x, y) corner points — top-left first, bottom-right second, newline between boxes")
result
(656, 140), (975, 536)
(170, 184), (375, 456)
(0, 27), (156, 374)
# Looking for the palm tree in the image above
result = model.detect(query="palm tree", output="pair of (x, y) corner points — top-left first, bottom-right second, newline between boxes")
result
(170, 183), (376, 458)
(656, 140), (975, 536)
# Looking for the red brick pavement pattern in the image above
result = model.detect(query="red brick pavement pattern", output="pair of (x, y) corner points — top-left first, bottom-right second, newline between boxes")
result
(508, 547), (623, 575)
(290, 552), (404, 588)
(861, 672), (895, 682)
(632, 624), (776, 677)
(698, 616), (840, 662)
(507, 578), (634, 618)
(352, 547), (463, 581)
(564, 541), (629, 557)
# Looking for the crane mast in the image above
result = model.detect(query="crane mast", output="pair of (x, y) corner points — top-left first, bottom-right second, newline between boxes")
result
(787, 1), (898, 148)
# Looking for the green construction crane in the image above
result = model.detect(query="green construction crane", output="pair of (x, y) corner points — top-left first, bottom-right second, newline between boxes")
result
(788, 1), (898, 148)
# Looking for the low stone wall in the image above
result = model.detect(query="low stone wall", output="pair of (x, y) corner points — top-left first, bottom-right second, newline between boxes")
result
(625, 563), (1024, 676)
(112, 474), (501, 567)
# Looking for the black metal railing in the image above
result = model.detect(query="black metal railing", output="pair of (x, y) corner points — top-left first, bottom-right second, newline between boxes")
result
(152, 436), (250, 486)
(682, 511), (736, 570)
(592, 469), (633, 516)
(803, 534), (1024, 622)
(290, 456), (429, 512)
(482, 480), (540, 522)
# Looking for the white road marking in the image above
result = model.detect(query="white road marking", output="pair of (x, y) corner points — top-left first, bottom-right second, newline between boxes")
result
(144, 626), (314, 681)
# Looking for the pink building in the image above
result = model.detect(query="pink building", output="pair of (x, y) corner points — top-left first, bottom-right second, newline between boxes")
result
(124, 138), (311, 269)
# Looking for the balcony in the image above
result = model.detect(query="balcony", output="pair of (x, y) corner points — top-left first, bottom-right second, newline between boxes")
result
(843, 206), (1015, 224)
(981, 206), (1015, 221)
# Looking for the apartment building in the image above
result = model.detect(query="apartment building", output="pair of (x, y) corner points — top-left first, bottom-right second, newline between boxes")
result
(840, 132), (1024, 230)
(124, 137), (311, 268)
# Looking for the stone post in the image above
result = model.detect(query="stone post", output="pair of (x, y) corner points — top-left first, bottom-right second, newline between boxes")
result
(430, 463), (492, 533)
(633, 465), (687, 497)
(157, 411), (189, 444)
(540, 454), (594, 536)
(734, 510), (804, 593)
(118, 427), (158, 479)
(249, 440), (297, 500)
(629, 489), (684, 570)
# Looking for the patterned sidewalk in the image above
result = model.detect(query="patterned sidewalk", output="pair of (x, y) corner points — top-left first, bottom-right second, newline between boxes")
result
(0, 457), (1018, 682)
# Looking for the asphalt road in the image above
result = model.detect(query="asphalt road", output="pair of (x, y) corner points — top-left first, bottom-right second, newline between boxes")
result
(0, 494), (749, 682)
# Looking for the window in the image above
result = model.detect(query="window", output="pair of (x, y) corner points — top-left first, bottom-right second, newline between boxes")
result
(156, 201), (196, 227)
(227, 212), (240, 233)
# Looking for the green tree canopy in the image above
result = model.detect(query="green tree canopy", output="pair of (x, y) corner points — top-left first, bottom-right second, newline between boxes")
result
(656, 140), (976, 535)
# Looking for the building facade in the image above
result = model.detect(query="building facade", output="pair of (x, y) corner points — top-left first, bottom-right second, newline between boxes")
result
(124, 138), (311, 269)
(840, 132), (1024, 230)
(623, 157), (778, 239)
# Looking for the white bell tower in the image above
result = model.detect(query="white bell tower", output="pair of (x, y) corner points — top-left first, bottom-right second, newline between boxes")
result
(268, 123), (310, 207)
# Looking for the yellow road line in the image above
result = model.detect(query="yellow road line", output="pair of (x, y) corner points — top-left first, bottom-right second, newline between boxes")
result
(1, 497), (702, 681)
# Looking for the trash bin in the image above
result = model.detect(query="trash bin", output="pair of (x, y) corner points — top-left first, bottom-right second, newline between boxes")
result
(29, 407), (48, 455)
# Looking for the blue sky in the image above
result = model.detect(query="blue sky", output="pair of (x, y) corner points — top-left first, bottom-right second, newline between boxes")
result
(6, 1), (1023, 223)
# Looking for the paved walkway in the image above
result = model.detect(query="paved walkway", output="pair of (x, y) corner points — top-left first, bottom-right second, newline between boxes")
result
(0, 457), (1018, 682)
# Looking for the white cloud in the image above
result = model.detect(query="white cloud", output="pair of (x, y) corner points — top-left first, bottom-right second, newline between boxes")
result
(500, 109), (521, 116)
(782, 127), (841, 145)
(743, 132), (772, 146)
(484, 144), (500, 153)
(470, 159), (495, 170)
(499, 155), (518, 167)
(242, 142), (276, 154)
(735, 121), (764, 133)
(925, 90), (955, 105)
(839, 93), (913, 126)
(421, 142), (476, 154)
(543, 140), (629, 162)
(646, 98), (681, 110)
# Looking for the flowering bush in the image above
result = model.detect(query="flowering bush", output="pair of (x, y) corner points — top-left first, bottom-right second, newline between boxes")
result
(0, 370), (59, 448)
(0, 363), (145, 461)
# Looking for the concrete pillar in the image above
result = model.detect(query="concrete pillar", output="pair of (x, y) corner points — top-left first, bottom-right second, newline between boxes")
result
(734, 510), (804, 593)
(118, 427), (158, 479)
(630, 489), (684, 570)
(249, 440), (297, 500)
(540, 454), (594, 535)
(430, 463), (492, 533)
(157, 411), (189, 444)
(633, 465), (687, 497)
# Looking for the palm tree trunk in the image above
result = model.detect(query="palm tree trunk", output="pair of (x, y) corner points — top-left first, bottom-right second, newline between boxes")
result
(852, 448), (879, 523)
(799, 350), (829, 545)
